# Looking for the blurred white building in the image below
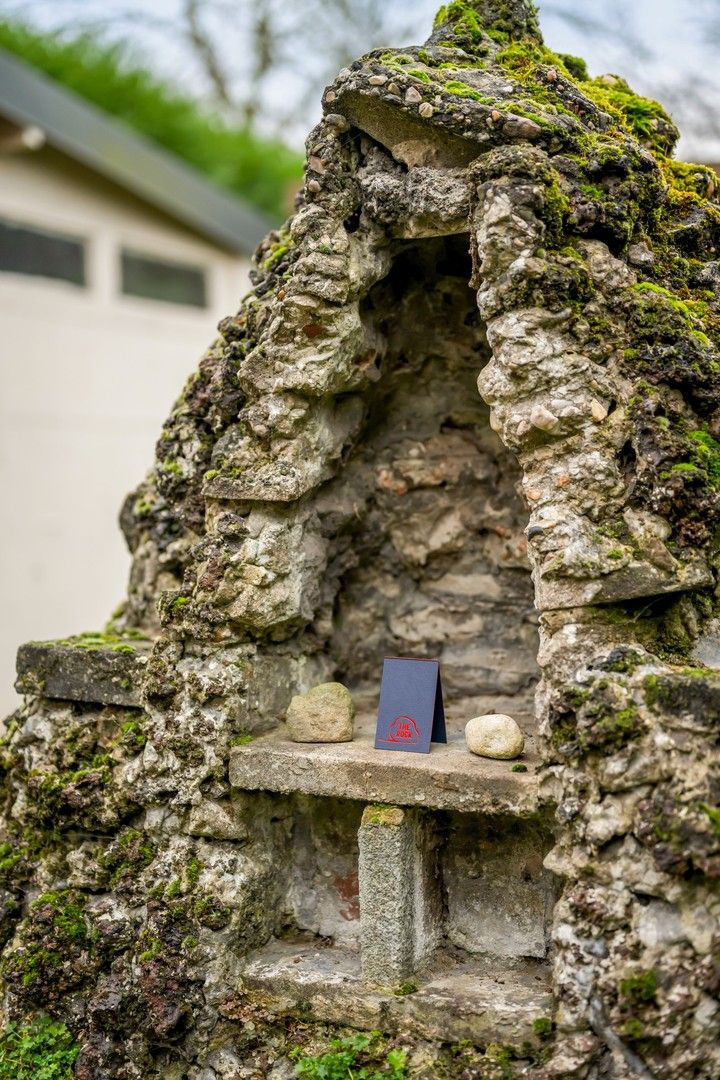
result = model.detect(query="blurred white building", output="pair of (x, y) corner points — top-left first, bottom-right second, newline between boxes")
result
(0, 50), (273, 713)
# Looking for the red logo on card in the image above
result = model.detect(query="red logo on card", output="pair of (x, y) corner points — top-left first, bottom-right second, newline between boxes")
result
(385, 714), (420, 744)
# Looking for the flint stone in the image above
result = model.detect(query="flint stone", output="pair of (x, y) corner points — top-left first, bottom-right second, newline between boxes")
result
(286, 682), (354, 742)
(465, 713), (524, 760)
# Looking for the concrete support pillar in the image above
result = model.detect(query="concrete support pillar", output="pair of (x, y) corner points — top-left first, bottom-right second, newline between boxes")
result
(358, 804), (442, 987)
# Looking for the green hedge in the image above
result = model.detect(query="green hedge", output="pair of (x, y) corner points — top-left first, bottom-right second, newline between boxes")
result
(0, 21), (302, 220)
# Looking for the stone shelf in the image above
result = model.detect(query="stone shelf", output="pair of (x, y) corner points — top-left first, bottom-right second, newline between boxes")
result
(238, 937), (551, 1046)
(229, 717), (541, 816)
(230, 727), (553, 1029)
(15, 637), (151, 707)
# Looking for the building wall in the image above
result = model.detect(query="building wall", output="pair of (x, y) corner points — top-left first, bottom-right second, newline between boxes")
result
(0, 147), (251, 714)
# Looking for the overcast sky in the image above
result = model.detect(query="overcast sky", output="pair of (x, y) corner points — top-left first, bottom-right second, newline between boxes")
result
(2, 0), (718, 160)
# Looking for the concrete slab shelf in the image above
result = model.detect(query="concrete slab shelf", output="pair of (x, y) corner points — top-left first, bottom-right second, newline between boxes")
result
(15, 637), (151, 707)
(229, 717), (541, 816)
(237, 937), (552, 1045)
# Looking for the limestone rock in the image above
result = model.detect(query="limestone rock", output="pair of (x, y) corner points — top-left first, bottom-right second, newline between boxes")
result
(187, 799), (248, 841)
(465, 714), (524, 760)
(285, 682), (354, 743)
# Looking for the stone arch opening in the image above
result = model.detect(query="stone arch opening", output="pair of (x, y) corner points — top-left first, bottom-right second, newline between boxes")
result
(311, 232), (539, 741)
(225, 228), (556, 1028)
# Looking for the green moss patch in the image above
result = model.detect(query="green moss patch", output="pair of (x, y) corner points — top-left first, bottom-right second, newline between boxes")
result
(33, 629), (147, 654)
(619, 968), (658, 1004)
(1, 889), (101, 1006)
(549, 678), (644, 759)
(433, 2), (485, 46)
(699, 803), (720, 837)
(584, 76), (678, 156)
(99, 827), (155, 887)
(443, 79), (491, 102)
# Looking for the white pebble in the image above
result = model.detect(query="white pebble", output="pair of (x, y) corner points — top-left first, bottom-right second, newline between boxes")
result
(529, 404), (559, 432)
(465, 714), (525, 760)
(590, 398), (608, 422)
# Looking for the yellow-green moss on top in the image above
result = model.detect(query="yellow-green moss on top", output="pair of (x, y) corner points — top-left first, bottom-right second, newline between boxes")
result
(32, 629), (148, 654)
(434, 0), (541, 46)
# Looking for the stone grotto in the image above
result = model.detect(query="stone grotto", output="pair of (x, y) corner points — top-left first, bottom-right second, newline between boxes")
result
(1, 1), (719, 1077)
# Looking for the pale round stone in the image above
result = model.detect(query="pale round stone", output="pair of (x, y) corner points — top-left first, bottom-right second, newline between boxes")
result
(464, 714), (524, 760)
(286, 682), (354, 743)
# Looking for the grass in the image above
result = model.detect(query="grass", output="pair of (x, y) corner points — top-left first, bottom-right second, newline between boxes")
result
(0, 20), (302, 221)
(291, 1034), (407, 1079)
(0, 1018), (78, 1080)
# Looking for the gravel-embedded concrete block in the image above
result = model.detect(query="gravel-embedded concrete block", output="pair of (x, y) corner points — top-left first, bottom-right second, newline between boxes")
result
(186, 799), (248, 841)
(358, 805), (441, 987)
(465, 714), (524, 760)
(285, 682), (354, 743)
(15, 636), (151, 706)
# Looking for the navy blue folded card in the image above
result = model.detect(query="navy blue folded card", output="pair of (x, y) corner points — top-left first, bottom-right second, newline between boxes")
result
(374, 656), (447, 754)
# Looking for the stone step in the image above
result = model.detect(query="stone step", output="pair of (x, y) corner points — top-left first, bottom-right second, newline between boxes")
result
(238, 937), (552, 1046)
(229, 716), (540, 816)
(15, 634), (152, 707)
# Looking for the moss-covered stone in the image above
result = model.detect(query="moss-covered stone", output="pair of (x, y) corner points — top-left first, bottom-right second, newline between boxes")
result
(1, 890), (101, 1008)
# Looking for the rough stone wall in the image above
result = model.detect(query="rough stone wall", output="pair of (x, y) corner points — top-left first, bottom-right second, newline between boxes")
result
(1, 1), (720, 1077)
(311, 238), (537, 715)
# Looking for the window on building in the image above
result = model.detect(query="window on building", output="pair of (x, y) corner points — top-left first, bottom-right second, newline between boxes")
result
(120, 249), (207, 308)
(0, 219), (86, 285)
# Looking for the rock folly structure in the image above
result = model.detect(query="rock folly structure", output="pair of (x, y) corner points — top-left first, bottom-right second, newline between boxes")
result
(2, 1), (720, 1076)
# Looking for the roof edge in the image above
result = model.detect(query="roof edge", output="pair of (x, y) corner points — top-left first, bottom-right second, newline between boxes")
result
(0, 48), (276, 253)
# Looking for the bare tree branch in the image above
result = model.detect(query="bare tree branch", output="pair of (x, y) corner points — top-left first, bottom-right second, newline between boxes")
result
(182, 0), (233, 107)
(542, 1), (654, 62)
(4, 0), (720, 159)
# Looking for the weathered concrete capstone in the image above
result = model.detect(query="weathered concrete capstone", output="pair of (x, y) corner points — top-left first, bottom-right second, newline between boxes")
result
(15, 635), (150, 706)
(2, 0), (720, 1075)
(228, 720), (542, 815)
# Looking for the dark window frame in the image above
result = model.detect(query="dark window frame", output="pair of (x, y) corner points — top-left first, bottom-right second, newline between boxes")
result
(0, 217), (87, 286)
(119, 247), (208, 309)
